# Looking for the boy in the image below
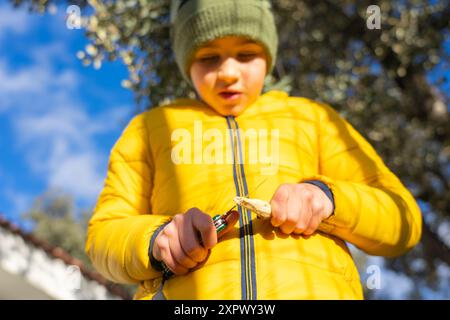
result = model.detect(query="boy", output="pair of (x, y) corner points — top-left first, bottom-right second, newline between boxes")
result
(86, 0), (422, 299)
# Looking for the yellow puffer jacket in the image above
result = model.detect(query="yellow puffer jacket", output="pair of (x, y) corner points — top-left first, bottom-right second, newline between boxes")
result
(86, 90), (422, 300)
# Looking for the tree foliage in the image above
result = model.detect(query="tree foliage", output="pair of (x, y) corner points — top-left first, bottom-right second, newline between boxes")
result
(21, 189), (92, 267)
(11, 0), (449, 298)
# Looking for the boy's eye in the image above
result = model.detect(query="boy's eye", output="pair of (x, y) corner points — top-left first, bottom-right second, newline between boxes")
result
(199, 55), (219, 63)
(197, 52), (258, 63)
(238, 52), (257, 60)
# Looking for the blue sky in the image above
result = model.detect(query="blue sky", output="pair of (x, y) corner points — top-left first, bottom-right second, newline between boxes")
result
(0, 3), (135, 227)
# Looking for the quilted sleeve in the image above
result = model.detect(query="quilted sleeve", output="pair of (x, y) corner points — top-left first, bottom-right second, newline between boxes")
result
(85, 112), (171, 284)
(300, 102), (422, 257)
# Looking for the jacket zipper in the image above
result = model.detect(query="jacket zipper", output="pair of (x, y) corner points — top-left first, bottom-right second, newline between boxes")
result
(226, 116), (257, 300)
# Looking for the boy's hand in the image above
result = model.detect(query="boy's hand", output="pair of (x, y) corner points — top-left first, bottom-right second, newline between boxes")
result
(152, 207), (239, 275)
(270, 183), (333, 236)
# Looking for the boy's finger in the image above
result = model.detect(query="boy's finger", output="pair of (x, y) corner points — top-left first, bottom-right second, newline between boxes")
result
(152, 233), (167, 262)
(189, 250), (212, 272)
(280, 194), (300, 234)
(158, 237), (188, 275)
(192, 212), (217, 249)
(179, 216), (208, 263)
(294, 202), (313, 235)
(168, 229), (198, 269)
(165, 247), (189, 275)
(270, 187), (289, 227)
(303, 214), (321, 236)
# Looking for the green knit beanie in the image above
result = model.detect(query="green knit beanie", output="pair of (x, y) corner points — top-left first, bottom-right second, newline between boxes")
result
(170, 0), (278, 87)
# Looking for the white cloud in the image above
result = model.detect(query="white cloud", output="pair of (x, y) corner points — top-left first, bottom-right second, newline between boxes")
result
(11, 102), (131, 202)
(89, 106), (132, 135)
(48, 153), (104, 200)
(30, 41), (77, 67)
(15, 105), (92, 150)
(0, 58), (79, 114)
(9, 90), (130, 203)
(0, 3), (35, 38)
(0, 11), (132, 206)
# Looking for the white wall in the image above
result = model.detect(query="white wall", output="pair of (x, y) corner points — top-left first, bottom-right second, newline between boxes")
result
(0, 226), (122, 300)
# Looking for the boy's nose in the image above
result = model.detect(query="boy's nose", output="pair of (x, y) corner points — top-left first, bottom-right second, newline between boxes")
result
(217, 58), (240, 83)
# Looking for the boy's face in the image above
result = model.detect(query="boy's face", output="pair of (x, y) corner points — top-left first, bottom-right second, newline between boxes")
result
(190, 36), (268, 116)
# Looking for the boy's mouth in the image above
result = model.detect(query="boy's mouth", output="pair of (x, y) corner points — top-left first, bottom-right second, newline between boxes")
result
(218, 91), (242, 101)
